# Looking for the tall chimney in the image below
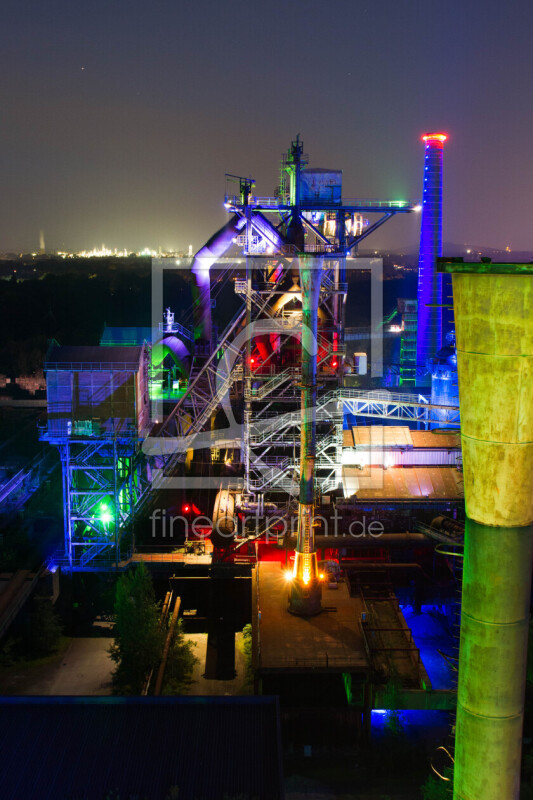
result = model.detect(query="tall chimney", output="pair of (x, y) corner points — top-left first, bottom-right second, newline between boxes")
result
(416, 133), (447, 385)
(439, 261), (533, 800)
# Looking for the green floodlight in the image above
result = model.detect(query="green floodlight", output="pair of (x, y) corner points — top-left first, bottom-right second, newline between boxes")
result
(99, 502), (113, 525)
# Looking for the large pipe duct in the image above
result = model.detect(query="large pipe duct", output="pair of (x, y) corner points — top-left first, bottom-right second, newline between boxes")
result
(416, 133), (447, 386)
(250, 211), (285, 251)
(440, 261), (533, 800)
(191, 214), (246, 343)
(151, 336), (190, 376)
(289, 256), (323, 616)
(287, 533), (431, 550)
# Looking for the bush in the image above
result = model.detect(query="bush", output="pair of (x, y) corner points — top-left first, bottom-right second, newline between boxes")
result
(109, 563), (164, 695)
(161, 618), (197, 695)
(242, 623), (253, 685)
(24, 597), (62, 657)
(421, 768), (453, 799)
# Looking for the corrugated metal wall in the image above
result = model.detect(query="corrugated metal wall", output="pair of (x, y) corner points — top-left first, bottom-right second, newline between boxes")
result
(46, 368), (144, 437)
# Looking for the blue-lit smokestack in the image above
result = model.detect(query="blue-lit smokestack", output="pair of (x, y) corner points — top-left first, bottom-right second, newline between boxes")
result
(416, 132), (447, 385)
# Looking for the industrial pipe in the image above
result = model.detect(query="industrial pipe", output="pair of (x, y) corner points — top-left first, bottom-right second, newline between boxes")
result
(191, 214), (246, 343)
(439, 261), (533, 800)
(250, 211), (285, 251)
(287, 533), (430, 550)
(289, 256), (323, 615)
(338, 561), (429, 576)
(151, 336), (191, 376)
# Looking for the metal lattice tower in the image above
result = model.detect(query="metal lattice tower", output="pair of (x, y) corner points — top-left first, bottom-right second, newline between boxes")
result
(41, 345), (151, 571)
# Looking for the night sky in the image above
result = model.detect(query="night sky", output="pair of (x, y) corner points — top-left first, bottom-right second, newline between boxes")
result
(1, 0), (532, 254)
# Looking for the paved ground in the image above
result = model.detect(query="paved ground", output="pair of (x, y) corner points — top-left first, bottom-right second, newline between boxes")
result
(2, 628), (250, 697)
(185, 632), (251, 695)
(47, 637), (114, 695)
(0, 636), (114, 696)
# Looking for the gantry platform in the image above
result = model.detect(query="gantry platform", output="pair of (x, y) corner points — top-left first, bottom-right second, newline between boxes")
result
(252, 562), (455, 711)
(253, 561), (369, 674)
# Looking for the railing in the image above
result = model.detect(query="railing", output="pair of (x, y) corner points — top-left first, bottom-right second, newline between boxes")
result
(303, 243), (337, 253)
(247, 387), (460, 447)
(332, 199), (418, 209)
(245, 368), (300, 401)
(360, 615), (424, 678)
(44, 360), (141, 371)
(40, 421), (140, 440)
(79, 542), (111, 567)
(158, 321), (194, 340)
(0, 468), (28, 505)
(322, 281), (348, 294)
(342, 388), (424, 404)
(129, 551), (212, 564)
(259, 653), (365, 669)
(0, 566), (47, 640)
(224, 195), (419, 211)
(225, 195), (281, 209)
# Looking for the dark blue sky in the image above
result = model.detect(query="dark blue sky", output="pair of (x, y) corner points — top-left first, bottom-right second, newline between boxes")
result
(1, 0), (532, 253)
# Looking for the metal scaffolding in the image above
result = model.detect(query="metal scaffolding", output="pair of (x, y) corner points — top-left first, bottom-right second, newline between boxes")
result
(41, 345), (151, 571)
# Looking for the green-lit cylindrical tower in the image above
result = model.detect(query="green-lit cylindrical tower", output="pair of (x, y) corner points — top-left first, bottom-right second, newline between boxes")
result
(440, 261), (533, 800)
(289, 256), (323, 616)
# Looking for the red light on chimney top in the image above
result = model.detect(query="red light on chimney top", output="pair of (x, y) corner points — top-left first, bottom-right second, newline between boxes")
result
(422, 132), (448, 144)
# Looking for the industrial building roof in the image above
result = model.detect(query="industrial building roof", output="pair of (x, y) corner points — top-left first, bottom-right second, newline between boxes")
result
(353, 426), (412, 447)
(410, 430), (461, 449)
(45, 345), (144, 371)
(342, 465), (464, 500)
(351, 426), (460, 449)
(100, 325), (152, 346)
(0, 696), (284, 800)
(343, 429), (355, 447)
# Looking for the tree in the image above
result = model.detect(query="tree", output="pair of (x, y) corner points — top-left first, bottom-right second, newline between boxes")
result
(380, 668), (404, 736)
(109, 563), (164, 695)
(421, 768), (453, 800)
(241, 623), (253, 687)
(160, 618), (197, 695)
(24, 597), (62, 657)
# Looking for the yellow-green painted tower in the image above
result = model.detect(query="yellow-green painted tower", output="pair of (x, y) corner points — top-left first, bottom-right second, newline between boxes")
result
(439, 260), (533, 800)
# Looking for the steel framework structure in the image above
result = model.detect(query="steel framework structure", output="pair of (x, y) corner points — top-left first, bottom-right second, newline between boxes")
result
(41, 346), (151, 571)
(53, 435), (149, 571)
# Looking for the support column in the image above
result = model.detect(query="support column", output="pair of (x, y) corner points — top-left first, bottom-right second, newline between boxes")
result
(289, 256), (323, 616)
(441, 262), (533, 800)
(457, 520), (532, 799)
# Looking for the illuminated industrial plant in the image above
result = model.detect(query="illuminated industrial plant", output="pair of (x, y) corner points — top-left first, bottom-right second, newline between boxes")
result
(35, 136), (533, 800)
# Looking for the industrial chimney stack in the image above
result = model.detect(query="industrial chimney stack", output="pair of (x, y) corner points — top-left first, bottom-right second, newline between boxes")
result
(440, 260), (533, 800)
(416, 133), (447, 384)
